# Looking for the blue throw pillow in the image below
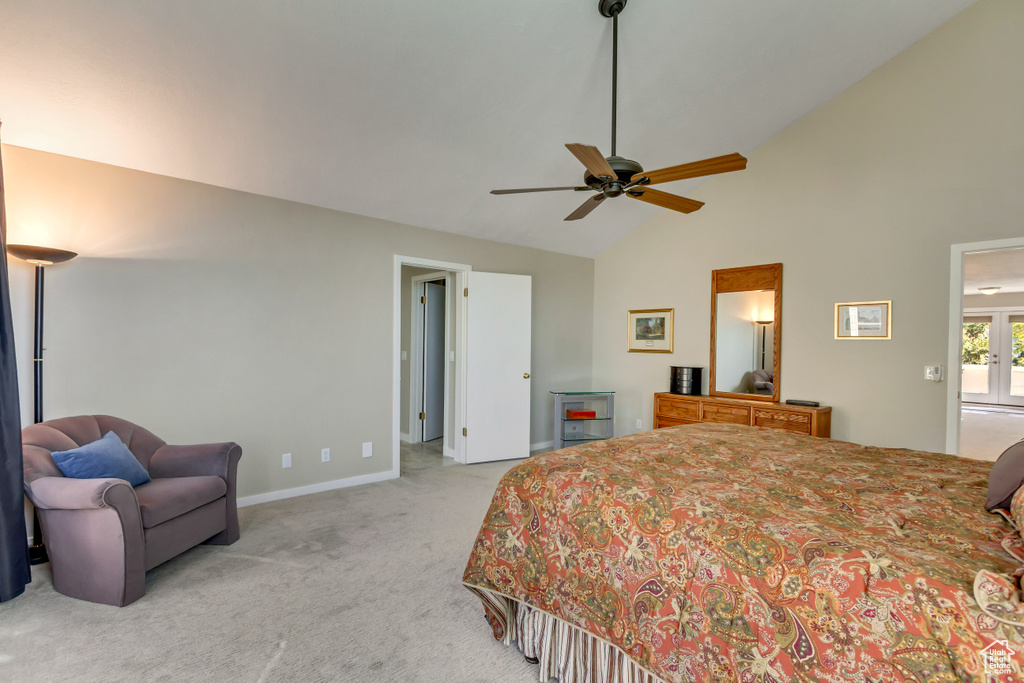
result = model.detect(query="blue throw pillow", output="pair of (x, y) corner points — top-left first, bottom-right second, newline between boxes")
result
(51, 431), (151, 487)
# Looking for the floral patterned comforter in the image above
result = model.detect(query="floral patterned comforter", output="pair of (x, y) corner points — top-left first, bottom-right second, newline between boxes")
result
(463, 423), (1024, 681)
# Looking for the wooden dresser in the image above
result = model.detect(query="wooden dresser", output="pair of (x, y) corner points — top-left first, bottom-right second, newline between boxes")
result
(654, 393), (831, 438)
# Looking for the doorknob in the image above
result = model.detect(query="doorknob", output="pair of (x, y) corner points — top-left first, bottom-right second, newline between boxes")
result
(523, 372), (530, 379)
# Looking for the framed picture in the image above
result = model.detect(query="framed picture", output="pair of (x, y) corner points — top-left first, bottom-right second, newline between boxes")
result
(628, 309), (674, 353)
(835, 301), (891, 340)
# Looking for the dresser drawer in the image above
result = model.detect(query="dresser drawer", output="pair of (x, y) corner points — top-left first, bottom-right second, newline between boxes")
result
(754, 409), (811, 434)
(702, 403), (751, 425)
(652, 393), (831, 438)
(655, 396), (699, 421)
(655, 416), (697, 429)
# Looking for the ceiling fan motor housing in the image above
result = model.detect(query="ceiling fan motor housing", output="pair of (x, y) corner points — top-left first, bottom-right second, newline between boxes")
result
(585, 155), (643, 197)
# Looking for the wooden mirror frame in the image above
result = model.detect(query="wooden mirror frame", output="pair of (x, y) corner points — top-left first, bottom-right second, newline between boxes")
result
(709, 263), (783, 403)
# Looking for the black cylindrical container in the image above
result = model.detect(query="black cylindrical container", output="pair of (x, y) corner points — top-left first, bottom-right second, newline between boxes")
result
(670, 366), (703, 396)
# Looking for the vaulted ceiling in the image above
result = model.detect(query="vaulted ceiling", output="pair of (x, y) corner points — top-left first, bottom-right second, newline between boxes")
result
(0, 0), (975, 257)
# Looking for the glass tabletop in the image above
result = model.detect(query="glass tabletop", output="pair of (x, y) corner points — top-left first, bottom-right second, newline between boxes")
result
(550, 391), (615, 395)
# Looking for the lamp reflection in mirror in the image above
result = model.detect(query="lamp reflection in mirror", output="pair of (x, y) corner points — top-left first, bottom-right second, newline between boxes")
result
(753, 294), (774, 376)
(754, 321), (773, 376)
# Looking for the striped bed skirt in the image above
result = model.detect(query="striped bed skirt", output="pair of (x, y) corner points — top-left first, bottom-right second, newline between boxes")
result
(464, 584), (667, 683)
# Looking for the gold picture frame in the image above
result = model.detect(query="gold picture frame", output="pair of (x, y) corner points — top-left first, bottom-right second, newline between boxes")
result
(628, 309), (674, 353)
(835, 300), (891, 340)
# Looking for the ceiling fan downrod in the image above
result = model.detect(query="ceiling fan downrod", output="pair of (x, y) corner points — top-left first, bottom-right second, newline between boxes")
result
(599, 0), (626, 157)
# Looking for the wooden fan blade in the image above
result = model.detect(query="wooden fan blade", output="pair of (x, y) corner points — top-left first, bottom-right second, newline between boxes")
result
(491, 186), (591, 195)
(628, 187), (704, 214)
(631, 153), (747, 185)
(566, 143), (616, 179)
(564, 194), (606, 221)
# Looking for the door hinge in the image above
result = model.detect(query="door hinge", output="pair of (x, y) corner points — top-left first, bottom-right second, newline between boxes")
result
(420, 296), (426, 304)
(419, 412), (425, 420)
(463, 427), (467, 437)
(464, 288), (468, 297)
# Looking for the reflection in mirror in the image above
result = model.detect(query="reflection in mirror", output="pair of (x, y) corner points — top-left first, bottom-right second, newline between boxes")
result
(714, 290), (775, 394)
(710, 262), (782, 402)
(753, 322), (774, 390)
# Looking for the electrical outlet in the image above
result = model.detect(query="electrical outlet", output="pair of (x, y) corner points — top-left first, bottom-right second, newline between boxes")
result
(362, 442), (373, 458)
(321, 448), (330, 463)
(635, 418), (642, 429)
(282, 453), (291, 468)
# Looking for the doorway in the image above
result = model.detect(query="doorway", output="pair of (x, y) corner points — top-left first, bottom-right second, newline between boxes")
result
(407, 272), (450, 450)
(394, 256), (471, 476)
(961, 310), (1024, 407)
(400, 266), (456, 475)
(392, 255), (534, 476)
(947, 239), (1024, 460)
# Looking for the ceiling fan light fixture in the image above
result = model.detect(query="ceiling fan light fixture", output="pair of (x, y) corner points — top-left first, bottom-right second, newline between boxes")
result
(979, 286), (1002, 295)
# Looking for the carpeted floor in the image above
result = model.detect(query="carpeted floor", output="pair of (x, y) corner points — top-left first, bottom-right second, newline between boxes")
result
(0, 441), (543, 682)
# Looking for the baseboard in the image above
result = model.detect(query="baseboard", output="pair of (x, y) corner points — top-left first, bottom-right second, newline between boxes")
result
(444, 445), (455, 458)
(237, 468), (399, 508)
(530, 440), (554, 452)
(400, 432), (411, 443)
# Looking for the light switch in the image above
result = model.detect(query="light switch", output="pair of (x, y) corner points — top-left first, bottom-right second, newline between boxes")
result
(924, 365), (944, 382)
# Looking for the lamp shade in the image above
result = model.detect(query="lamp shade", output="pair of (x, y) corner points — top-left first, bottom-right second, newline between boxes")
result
(6, 244), (77, 265)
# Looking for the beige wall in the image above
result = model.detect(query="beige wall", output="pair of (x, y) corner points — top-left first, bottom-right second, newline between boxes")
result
(3, 145), (594, 499)
(592, 0), (1024, 452)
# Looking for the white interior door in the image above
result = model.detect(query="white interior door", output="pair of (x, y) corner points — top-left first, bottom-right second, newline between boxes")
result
(422, 281), (445, 441)
(463, 272), (531, 463)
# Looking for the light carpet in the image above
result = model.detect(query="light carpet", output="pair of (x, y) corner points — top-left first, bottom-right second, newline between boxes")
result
(0, 443), (543, 682)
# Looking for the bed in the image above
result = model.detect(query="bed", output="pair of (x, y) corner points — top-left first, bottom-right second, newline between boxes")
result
(463, 423), (1024, 682)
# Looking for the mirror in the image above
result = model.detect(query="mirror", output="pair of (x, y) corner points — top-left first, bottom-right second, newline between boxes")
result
(710, 263), (782, 402)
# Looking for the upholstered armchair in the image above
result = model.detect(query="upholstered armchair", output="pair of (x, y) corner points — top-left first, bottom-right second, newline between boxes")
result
(752, 369), (774, 395)
(22, 415), (242, 606)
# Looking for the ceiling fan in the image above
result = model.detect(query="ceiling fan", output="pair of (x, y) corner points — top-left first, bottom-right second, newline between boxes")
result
(491, 0), (747, 221)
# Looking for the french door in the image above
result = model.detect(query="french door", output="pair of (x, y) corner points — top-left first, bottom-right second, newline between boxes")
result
(962, 311), (1024, 406)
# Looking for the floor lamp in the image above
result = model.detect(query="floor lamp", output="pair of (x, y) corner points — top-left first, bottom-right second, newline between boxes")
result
(6, 244), (77, 565)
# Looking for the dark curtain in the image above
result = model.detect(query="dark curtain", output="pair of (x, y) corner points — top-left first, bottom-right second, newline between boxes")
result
(0, 125), (30, 601)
